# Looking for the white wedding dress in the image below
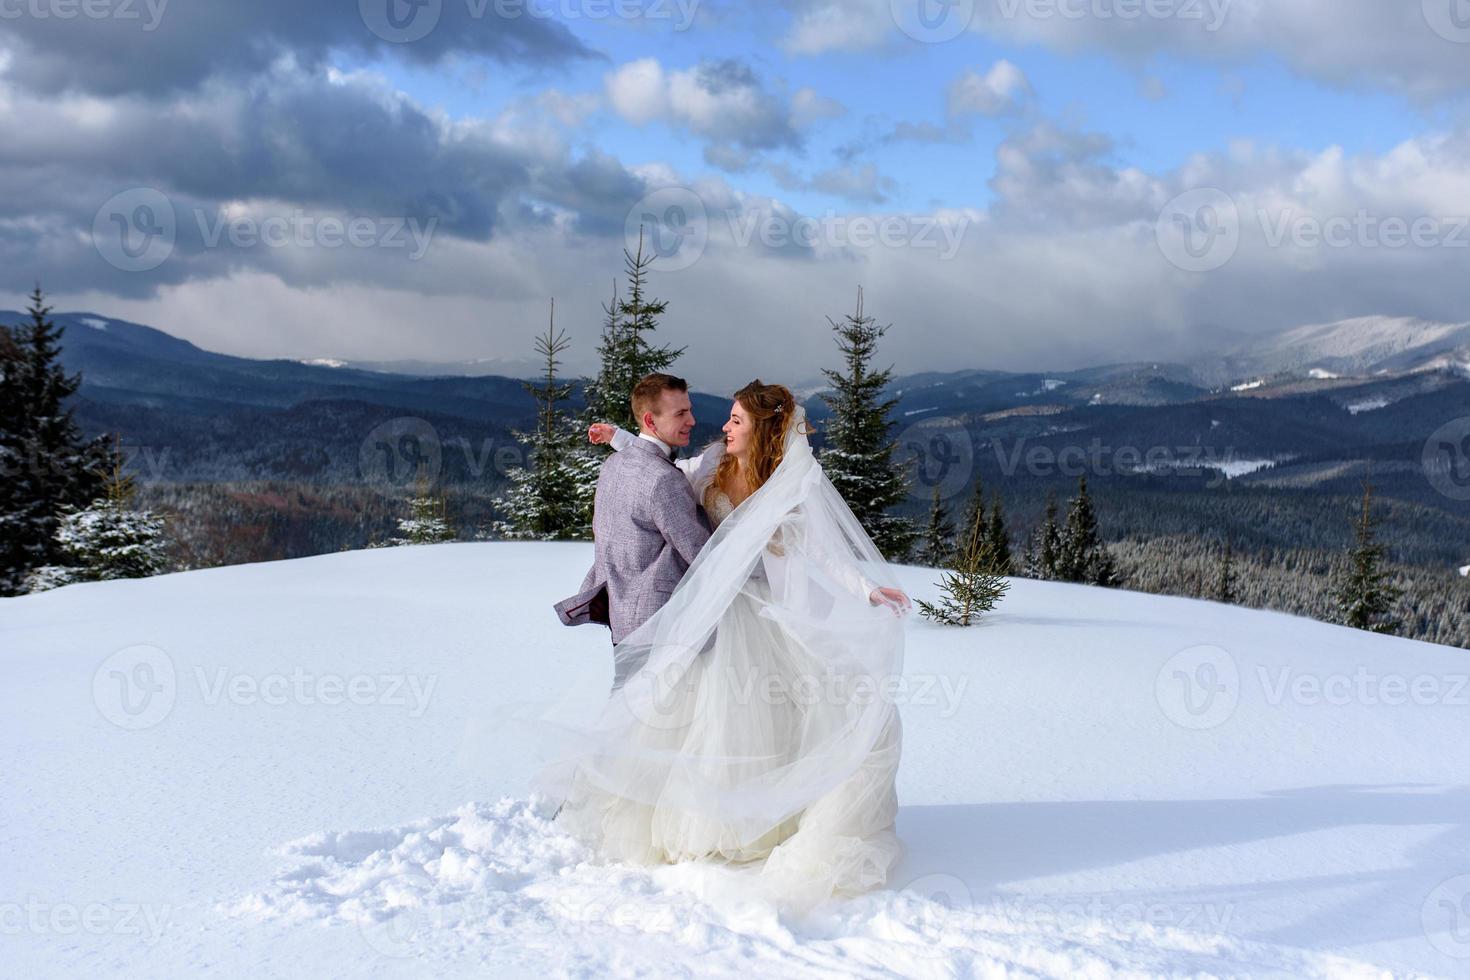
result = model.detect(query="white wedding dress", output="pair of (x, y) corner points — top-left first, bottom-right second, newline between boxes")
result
(533, 407), (906, 911)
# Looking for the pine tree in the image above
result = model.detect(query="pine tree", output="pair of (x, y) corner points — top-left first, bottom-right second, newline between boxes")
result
(1331, 481), (1402, 634)
(817, 287), (918, 560)
(1024, 493), (1063, 580)
(0, 286), (108, 595)
(1057, 476), (1119, 586)
(392, 479), (455, 545)
(493, 302), (587, 540)
(25, 436), (169, 591)
(916, 497), (1010, 626)
(985, 495), (1013, 576)
(917, 485), (957, 568)
(1215, 537), (1238, 604)
(584, 231), (685, 434)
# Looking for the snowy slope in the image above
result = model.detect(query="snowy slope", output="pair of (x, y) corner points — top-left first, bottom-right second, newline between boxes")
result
(4, 544), (1469, 978)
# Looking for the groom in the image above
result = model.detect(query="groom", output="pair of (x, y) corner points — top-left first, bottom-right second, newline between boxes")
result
(554, 372), (711, 689)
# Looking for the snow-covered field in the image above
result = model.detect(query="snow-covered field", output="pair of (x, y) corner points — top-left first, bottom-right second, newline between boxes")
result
(5, 543), (1470, 978)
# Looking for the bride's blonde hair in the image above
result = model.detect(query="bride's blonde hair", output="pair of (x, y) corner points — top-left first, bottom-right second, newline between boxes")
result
(705, 379), (812, 512)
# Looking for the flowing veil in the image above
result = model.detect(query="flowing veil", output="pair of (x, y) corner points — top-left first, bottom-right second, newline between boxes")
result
(531, 404), (907, 908)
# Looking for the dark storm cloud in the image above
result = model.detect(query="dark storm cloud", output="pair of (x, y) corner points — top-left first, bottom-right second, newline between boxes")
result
(0, 0), (596, 96)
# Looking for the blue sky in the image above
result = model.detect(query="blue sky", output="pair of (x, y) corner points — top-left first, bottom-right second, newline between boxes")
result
(5, 0), (1470, 384)
(361, 15), (1435, 213)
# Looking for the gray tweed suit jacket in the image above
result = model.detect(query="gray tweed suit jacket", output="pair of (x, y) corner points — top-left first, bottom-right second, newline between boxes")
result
(554, 436), (712, 646)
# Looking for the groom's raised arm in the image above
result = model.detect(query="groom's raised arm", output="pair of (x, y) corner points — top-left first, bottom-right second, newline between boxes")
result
(650, 469), (709, 566)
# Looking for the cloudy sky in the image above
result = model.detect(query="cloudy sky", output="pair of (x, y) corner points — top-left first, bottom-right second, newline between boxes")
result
(4, 0), (1470, 388)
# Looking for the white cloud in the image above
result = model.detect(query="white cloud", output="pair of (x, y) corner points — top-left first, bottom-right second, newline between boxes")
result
(605, 58), (668, 125)
(603, 58), (803, 165)
(947, 60), (1033, 117)
(782, 0), (1470, 101)
(791, 87), (847, 128)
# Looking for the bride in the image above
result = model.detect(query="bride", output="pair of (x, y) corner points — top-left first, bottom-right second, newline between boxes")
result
(532, 380), (912, 911)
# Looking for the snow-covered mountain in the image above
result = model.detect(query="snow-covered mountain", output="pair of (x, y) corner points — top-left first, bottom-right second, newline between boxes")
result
(4, 543), (1467, 978)
(1193, 315), (1470, 387)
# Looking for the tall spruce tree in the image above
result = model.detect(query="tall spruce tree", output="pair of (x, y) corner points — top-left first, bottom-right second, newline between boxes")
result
(0, 286), (107, 595)
(985, 495), (1013, 576)
(1215, 537), (1238, 604)
(1331, 480), (1402, 634)
(1057, 476), (1118, 586)
(917, 485), (957, 568)
(585, 230), (684, 433)
(493, 302), (586, 540)
(817, 287), (917, 560)
(916, 492), (1010, 626)
(1024, 493), (1063, 580)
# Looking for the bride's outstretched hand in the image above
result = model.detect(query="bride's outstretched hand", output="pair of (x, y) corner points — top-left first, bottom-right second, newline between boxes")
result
(870, 587), (911, 616)
(588, 422), (616, 444)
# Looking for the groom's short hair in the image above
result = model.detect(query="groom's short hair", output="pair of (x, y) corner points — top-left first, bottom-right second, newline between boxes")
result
(631, 373), (689, 424)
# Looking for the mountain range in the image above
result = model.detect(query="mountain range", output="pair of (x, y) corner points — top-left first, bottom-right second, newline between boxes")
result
(8, 310), (1468, 507)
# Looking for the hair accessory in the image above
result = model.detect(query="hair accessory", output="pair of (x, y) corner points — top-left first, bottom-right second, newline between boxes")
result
(774, 403), (784, 413)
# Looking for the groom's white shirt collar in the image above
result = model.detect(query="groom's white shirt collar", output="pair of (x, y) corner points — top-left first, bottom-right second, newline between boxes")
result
(638, 430), (674, 458)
